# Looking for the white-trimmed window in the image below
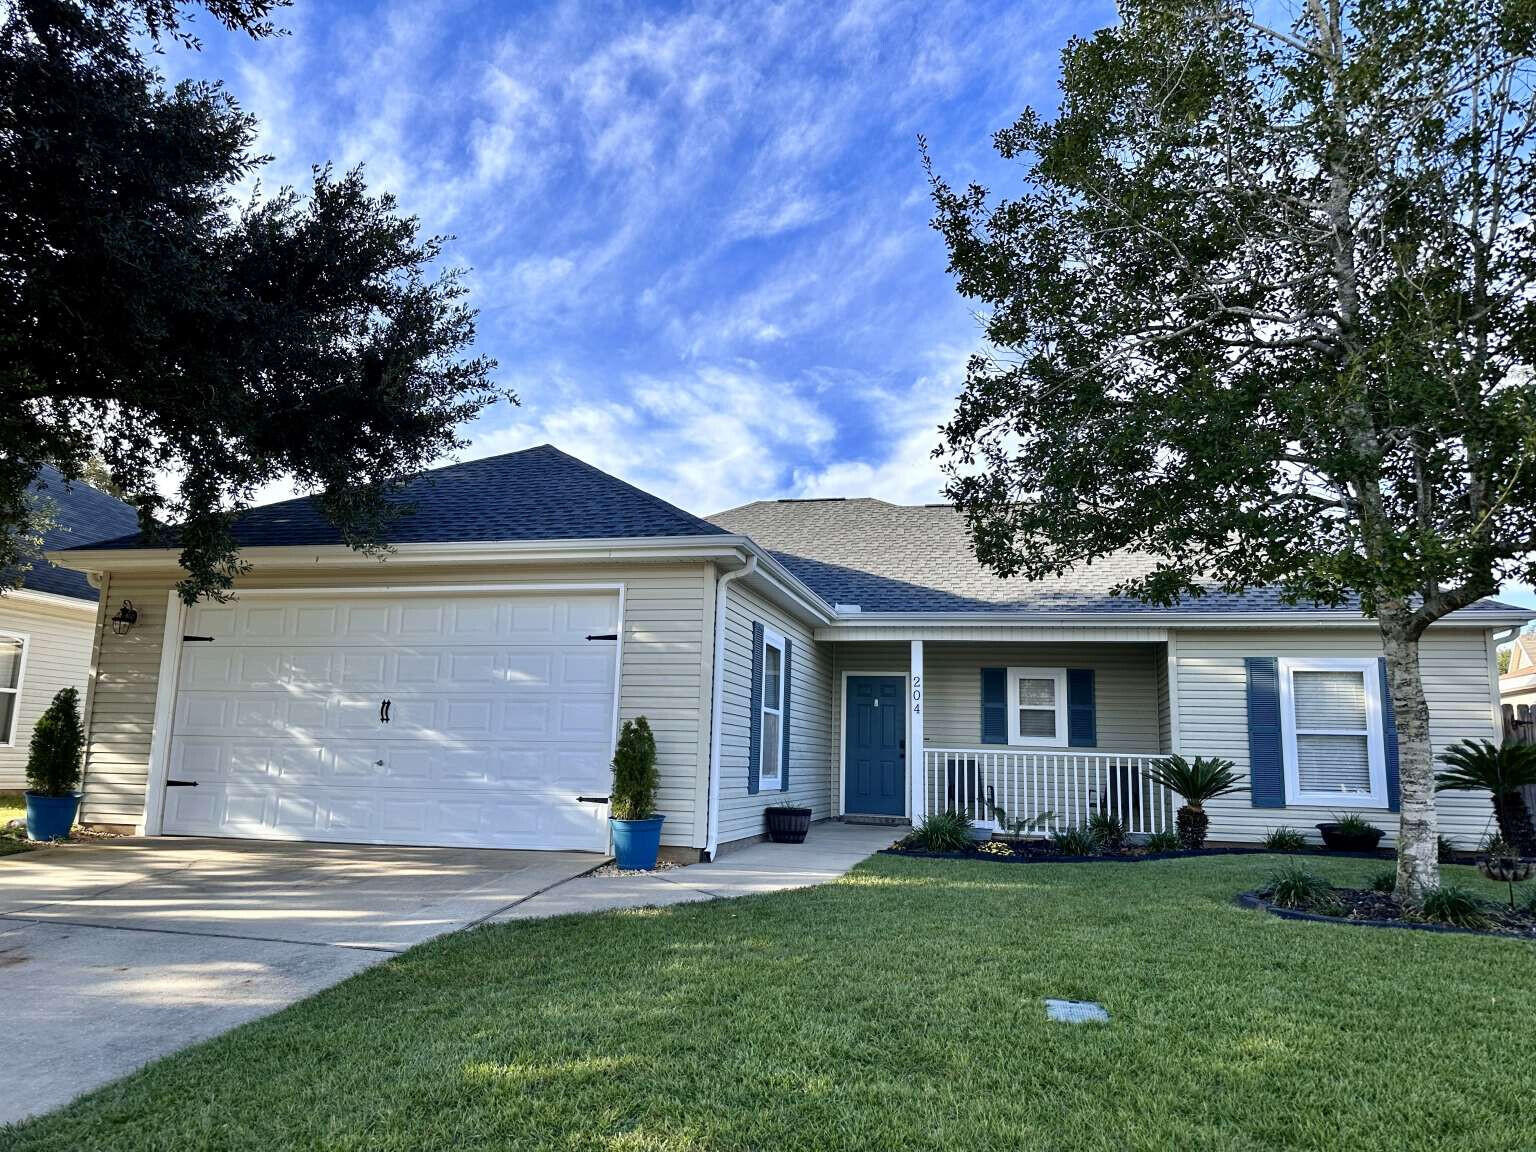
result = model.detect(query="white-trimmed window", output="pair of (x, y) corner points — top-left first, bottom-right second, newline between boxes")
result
(1279, 657), (1386, 807)
(1006, 667), (1068, 748)
(0, 633), (25, 747)
(759, 627), (785, 783)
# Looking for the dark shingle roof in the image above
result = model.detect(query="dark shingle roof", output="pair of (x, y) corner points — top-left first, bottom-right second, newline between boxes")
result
(711, 497), (1525, 619)
(10, 466), (140, 600)
(79, 445), (726, 552)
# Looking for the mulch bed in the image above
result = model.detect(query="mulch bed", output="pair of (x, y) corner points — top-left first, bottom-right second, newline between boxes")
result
(882, 840), (1402, 866)
(1239, 888), (1536, 940)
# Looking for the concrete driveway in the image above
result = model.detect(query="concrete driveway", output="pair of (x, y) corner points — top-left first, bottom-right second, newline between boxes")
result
(0, 838), (599, 1124)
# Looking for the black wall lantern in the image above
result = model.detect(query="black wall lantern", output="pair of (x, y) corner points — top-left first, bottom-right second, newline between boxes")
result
(110, 599), (138, 636)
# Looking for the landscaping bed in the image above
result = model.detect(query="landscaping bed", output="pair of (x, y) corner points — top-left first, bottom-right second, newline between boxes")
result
(1241, 865), (1536, 940)
(883, 838), (1395, 865)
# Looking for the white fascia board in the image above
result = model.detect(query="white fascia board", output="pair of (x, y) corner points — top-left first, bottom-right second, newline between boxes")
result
(1, 587), (98, 614)
(45, 533), (838, 625)
(818, 607), (1536, 631)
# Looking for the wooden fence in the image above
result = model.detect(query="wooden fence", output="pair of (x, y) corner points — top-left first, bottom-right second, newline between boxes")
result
(1500, 705), (1536, 823)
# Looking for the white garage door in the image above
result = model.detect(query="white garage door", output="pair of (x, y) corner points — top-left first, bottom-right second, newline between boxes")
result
(159, 590), (620, 851)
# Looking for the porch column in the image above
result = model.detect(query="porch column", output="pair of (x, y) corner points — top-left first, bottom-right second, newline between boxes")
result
(910, 640), (925, 823)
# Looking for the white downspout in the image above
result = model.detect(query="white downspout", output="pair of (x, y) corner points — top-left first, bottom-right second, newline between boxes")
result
(704, 554), (757, 861)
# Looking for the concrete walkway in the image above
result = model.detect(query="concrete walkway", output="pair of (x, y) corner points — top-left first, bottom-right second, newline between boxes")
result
(493, 821), (898, 921)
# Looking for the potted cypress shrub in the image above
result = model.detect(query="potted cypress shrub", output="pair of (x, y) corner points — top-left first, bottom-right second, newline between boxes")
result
(609, 716), (663, 869)
(764, 804), (812, 843)
(24, 686), (85, 842)
(1145, 754), (1242, 850)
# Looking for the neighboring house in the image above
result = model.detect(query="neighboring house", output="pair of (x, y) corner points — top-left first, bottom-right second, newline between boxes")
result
(1498, 633), (1536, 714)
(0, 467), (139, 788)
(49, 445), (1527, 856)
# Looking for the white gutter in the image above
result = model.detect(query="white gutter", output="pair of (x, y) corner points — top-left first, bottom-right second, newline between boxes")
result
(818, 607), (1536, 630)
(704, 554), (757, 861)
(0, 587), (99, 614)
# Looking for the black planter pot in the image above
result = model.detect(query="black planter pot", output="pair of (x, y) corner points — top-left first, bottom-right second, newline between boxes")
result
(764, 805), (812, 844)
(1316, 822), (1385, 852)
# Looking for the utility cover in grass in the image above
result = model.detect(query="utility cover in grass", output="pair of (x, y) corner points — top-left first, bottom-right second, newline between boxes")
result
(1044, 999), (1108, 1024)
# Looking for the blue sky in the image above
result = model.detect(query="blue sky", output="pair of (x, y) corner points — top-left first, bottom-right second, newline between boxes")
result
(162, 0), (1536, 613)
(164, 0), (1107, 512)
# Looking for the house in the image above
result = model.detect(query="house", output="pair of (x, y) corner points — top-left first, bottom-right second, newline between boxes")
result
(49, 445), (1527, 856)
(1, 467), (139, 788)
(1498, 632), (1536, 719)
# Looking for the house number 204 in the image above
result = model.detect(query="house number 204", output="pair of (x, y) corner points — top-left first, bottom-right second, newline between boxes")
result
(911, 675), (921, 713)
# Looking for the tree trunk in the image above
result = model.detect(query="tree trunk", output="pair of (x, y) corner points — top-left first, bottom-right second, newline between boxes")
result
(1379, 604), (1439, 899)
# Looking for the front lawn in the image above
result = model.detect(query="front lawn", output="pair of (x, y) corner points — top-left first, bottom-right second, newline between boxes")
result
(0, 791), (30, 855)
(6, 854), (1535, 1151)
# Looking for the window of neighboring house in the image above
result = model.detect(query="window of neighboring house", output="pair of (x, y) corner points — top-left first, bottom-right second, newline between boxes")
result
(1006, 667), (1068, 748)
(0, 634), (25, 747)
(1279, 657), (1386, 807)
(759, 628), (785, 783)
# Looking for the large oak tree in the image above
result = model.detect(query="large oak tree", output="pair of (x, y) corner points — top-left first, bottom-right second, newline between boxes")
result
(926, 0), (1536, 896)
(1, 0), (504, 601)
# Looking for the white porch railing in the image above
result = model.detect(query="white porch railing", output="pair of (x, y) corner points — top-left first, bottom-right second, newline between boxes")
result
(923, 748), (1175, 836)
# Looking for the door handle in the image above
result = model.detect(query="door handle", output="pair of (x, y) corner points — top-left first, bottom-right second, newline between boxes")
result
(166, 779), (199, 787)
(380, 699), (391, 724)
(577, 795), (610, 804)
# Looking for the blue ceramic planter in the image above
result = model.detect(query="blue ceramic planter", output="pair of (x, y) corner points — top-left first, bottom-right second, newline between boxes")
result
(25, 792), (81, 842)
(611, 815), (665, 870)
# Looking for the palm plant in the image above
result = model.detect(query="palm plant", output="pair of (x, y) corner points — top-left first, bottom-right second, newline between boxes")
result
(1146, 754), (1241, 850)
(1435, 740), (1536, 855)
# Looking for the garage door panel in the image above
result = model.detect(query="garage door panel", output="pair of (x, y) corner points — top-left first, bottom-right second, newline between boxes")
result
(340, 651), (388, 689)
(164, 591), (619, 851)
(165, 781), (608, 850)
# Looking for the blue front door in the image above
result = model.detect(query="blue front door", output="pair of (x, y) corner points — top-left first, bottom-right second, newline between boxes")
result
(845, 676), (905, 816)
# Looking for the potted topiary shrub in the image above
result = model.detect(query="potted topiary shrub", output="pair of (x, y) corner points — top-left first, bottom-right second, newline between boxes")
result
(763, 804), (812, 843)
(1145, 754), (1241, 850)
(1315, 812), (1385, 852)
(24, 686), (85, 842)
(609, 716), (663, 870)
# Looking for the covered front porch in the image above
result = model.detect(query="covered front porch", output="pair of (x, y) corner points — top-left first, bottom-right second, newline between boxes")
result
(830, 636), (1177, 834)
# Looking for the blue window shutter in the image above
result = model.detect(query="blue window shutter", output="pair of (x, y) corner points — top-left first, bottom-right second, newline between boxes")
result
(1246, 657), (1285, 808)
(747, 621), (763, 796)
(780, 638), (793, 792)
(981, 668), (1007, 744)
(1066, 669), (1096, 748)
(1379, 657), (1400, 812)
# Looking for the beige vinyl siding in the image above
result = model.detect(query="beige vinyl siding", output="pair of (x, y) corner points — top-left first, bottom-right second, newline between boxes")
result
(1174, 626), (1500, 847)
(0, 596), (98, 789)
(828, 641), (1166, 767)
(1156, 646), (1172, 752)
(716, 581), (834, 846)
(921, 642), (1166, 752)
(79, 562), (715, 845)
(81, 570), (166, 824)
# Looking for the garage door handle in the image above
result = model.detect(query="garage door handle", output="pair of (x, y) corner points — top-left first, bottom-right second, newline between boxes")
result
(577, 795), (610, 804)
(585, 633), (617, 641)
(380, 699), (391, 723)
(166, 779), (199, 788)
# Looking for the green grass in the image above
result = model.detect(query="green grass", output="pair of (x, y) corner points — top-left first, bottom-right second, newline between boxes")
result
(6, 854), (1536, 1151)
(0, 790), (29, 855)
